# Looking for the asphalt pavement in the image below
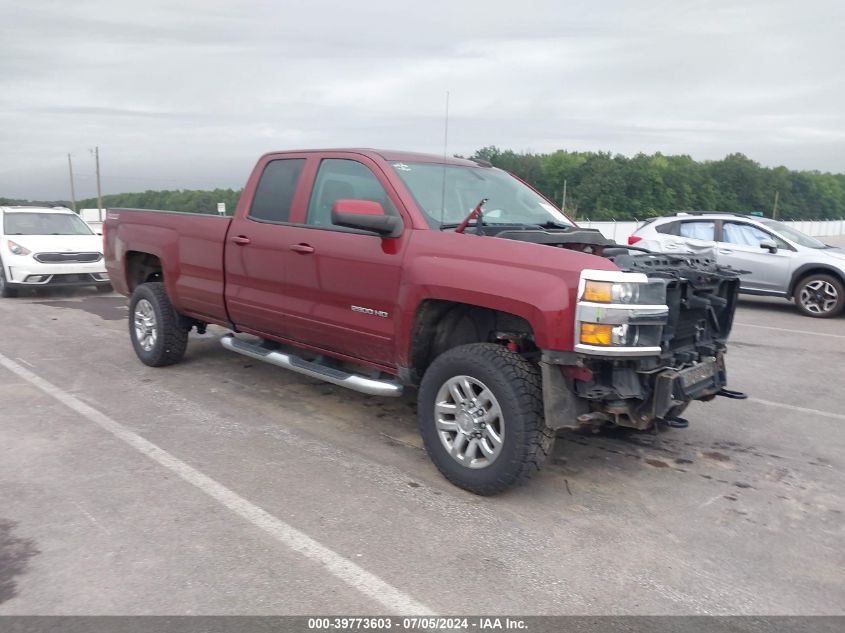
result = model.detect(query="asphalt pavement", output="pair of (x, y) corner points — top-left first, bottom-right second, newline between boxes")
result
(1, 241), (843, 615)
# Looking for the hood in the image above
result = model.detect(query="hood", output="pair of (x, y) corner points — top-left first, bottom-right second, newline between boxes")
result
(820, 246), (845, 262)
(7, 233), (103, 254)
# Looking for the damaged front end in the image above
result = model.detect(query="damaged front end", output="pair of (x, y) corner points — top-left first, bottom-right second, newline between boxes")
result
(543, 251), (742, 431)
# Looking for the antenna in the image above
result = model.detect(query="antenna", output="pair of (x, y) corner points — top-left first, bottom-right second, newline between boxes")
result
(439, 91), (449, 228)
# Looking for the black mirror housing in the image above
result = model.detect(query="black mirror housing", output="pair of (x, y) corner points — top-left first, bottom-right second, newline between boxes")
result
(332, 211), (402, 236)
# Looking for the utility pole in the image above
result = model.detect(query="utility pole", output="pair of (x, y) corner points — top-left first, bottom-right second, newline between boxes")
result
(94, 146), (104, 221)
(67, 153), (77, 212)
(772, 190), (779, 220)
(562, 179), (567, 211)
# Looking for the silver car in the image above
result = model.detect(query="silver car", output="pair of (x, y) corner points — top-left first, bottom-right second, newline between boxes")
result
(629, 212), (845, 318)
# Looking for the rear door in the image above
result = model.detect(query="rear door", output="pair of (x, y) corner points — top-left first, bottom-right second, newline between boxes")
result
(224, 154), (310, 335)
(278, 154), (409, 367)
(716, 221), (793, 294)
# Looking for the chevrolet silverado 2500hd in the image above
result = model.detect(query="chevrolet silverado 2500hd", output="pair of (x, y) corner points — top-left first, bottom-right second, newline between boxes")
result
(105, 149), (742, 495)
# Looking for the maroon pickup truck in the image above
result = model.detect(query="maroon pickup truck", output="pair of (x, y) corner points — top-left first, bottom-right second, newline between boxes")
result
(105, 149), (743, 494)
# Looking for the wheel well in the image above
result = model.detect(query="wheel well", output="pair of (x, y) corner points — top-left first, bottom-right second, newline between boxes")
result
(126, 252), (163, 291)
(789, 266), (845, 296)
(408, 300), (536, 384)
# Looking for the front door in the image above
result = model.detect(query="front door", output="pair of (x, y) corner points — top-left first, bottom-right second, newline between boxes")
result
(280, 155), (409, 367)
(716, 221), (793, 294)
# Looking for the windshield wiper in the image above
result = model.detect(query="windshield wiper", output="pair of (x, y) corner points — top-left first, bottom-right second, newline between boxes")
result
(453, 198), (488, 235)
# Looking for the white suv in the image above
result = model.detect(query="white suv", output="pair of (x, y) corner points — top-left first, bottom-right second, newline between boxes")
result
(629, 212), (845, 318)
(0, 206), (110, 298)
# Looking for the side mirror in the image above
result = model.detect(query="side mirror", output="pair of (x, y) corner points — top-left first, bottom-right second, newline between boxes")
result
(331, 200), (402, 237)
(759, 238), (778, 253)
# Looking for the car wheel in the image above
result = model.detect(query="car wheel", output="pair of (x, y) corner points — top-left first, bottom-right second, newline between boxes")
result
(418, 343), (554, 495)
(793, 274), (845, 318)
(0, 259), (19, 298)
(128, 282), (190, 366)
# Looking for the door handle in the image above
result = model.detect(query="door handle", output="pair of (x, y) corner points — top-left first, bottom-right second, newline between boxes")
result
(289, 243), (315, 254)
(230, 235), (251, 245)
(719, 248), (733, 254)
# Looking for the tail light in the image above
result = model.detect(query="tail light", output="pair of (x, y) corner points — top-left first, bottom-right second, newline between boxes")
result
(627, 235), (642, 245)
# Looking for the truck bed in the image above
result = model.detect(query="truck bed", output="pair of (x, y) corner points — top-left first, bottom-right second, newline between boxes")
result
(104, 208), (232, 323)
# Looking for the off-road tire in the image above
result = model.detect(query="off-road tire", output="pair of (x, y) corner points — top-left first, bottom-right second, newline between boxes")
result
(128, 282), (190, 367)
(0, 259), (19, 298)
(793, 273), (845, 318)
(418, 343), (554, 495)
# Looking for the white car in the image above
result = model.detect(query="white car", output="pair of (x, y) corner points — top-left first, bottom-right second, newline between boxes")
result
(0, 206), (111, 298)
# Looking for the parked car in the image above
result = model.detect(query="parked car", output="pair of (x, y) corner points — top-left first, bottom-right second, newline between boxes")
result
(105, 149), (744, 495)
(629, 212), (845, 318)
(0, 206), (111, 297)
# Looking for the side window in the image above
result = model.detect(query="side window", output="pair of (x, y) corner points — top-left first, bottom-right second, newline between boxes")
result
(655, 221), (679, 235)
(722, 222), (789, 249)
(679, 220), (715, 241)
(248, 158), (306, 223)
(306, 159), (396, 228)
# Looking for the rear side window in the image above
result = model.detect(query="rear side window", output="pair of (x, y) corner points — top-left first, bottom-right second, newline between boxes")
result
(679, 220), (715, 241)
(655, 221), (679, 235)
(249, 159), (305, 223)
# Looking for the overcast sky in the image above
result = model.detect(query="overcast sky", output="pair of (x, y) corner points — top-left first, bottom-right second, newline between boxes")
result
(1, 0), (843, 200)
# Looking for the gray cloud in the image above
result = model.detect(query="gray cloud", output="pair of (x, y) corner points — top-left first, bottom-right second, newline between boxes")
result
(1, 0), (843, 199)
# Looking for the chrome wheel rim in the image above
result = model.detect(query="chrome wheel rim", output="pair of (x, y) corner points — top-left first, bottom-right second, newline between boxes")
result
(134, 299), (157, 351)
(435, 375), (504, 469)
(799, 280), (838, 314)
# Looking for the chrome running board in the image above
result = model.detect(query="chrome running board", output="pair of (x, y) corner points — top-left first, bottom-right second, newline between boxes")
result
(220, 334), (403, 397)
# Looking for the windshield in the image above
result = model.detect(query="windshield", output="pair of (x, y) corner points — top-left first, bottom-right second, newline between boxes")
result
(390, 162), (574, 229)
(3, 212), (94, 236)
(760, 219), (826, 249)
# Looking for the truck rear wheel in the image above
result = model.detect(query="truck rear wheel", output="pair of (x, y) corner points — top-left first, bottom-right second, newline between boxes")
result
(128, 282), (189, 367)
(418, 343), (554, 495)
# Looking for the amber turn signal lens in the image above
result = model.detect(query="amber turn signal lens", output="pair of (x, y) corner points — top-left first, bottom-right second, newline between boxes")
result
(582, 280), (613, 303)
(580, 322), (613, 346)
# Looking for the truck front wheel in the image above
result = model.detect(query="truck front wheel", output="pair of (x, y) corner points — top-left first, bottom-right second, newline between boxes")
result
(128, 282), (189, 367)
(418, 343), (554, 495)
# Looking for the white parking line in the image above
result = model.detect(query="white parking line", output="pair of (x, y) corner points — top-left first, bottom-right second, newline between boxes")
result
(0, 351), (433, 615)
(748, 397), (845, 421)
(733, 322), (845, 340)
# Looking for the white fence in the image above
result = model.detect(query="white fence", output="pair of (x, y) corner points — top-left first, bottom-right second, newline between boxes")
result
(581, 218), (845, 242)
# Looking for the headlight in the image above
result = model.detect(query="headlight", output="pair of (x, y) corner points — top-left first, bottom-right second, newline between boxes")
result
(7, 240), (31, 256)
(582, 279), (665, 305)
(575, 270), (668, 357)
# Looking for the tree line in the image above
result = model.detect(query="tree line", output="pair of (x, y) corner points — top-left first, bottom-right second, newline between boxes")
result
(470, 147), (845, 221)
(0, 189), (241, 216)
(3, 149), (843, 221)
